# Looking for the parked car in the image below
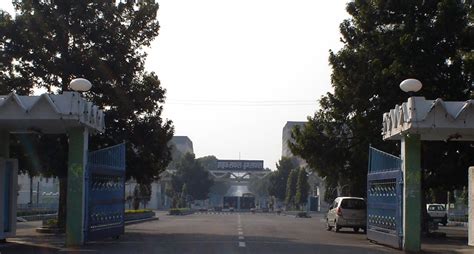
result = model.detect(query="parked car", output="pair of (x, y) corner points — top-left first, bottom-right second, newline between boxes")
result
(426, 203), (448, 226)
(326, 197), (367, 233)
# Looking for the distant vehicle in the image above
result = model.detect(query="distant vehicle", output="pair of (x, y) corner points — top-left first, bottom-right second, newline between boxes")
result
(326, 197), (367, 233)
(426, 203), (447, 226)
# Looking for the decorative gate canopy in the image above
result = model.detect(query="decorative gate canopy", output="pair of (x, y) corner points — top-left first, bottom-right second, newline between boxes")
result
(0, 92), (105, 134)
(382, 97), (474, 141)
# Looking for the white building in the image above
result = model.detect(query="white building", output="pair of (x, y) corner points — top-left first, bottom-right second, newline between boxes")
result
(17, 174), (59, 209)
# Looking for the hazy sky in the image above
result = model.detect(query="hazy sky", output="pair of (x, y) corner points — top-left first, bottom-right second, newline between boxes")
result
(150, 0), (350, 170)
(1, 1), (351, 170)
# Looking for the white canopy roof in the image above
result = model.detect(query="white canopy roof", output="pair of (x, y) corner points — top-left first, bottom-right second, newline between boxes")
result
(0, 92), (105, 134)
(382, 97), (474, 141)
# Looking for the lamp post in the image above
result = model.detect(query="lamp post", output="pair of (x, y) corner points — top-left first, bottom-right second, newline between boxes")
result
(399, 78), (422, 252)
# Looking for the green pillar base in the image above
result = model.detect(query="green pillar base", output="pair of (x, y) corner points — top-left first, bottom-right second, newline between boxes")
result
(402, 134), (421, 252)
(65, 127), (88, 246)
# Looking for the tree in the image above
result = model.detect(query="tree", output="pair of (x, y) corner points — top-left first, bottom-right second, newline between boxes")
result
(197, 155), (218, 171)
(291, 0), (473, 197)
(295, 168), (309, 210)
(132, 183), (151, 210)
(172, 153), (214, 200)
(285, 169), (298, 209)
(180, 183), (188, 208)
(1, 1), (173, 228)
(248, 173), (270, 198)
(268, 157), (299, 201)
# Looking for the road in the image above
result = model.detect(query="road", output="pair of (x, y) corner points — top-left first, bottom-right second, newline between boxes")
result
(1, 212), (402, 254)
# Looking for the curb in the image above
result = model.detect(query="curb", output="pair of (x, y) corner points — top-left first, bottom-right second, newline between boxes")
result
(125, 217), (159, 226)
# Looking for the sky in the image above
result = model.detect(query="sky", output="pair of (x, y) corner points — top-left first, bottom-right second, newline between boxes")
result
(1, 1), (351, 170)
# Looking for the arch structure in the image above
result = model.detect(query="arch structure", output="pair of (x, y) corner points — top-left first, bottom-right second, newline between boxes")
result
(382, 96), (474, 252)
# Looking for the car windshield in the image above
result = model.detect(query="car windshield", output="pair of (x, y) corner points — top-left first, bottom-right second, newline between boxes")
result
(428, 205), (445, 211)
(340, 199), (366, 209)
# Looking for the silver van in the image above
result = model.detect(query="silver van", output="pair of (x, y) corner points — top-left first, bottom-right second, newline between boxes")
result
(326, 197), (366, 233)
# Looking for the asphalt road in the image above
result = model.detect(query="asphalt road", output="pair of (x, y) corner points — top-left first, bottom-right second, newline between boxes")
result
(1, 211), (402, 254)
(4, 211), (473, 254)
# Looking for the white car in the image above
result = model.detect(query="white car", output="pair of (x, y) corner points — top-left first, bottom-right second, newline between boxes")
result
(426, 203), (447, 226)
(326, 197), (367, 233)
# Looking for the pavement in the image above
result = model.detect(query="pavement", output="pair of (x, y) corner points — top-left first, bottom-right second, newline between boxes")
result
(0, 211), (473, 254)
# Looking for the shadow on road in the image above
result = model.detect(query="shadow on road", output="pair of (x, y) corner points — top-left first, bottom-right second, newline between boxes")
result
(1, 231), (397, 254)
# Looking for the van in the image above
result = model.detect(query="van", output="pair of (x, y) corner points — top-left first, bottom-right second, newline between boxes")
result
(326, 197), (367, 233)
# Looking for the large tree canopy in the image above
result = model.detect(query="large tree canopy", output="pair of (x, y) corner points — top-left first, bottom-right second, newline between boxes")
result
(172, 153), (214, 201)
(0, 0), (173, 183)
(268, 157), (299, 201)
(291, 0), (473, 197)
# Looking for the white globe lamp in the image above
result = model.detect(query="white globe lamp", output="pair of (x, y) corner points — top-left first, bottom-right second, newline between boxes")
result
(399, 79), (422, 93)
(70, 78), (92, 92)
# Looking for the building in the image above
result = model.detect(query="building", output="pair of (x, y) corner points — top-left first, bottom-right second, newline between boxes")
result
(282, 121), (306, 166)
(17, 174), (59, 209)
(169, 136), (194, 156)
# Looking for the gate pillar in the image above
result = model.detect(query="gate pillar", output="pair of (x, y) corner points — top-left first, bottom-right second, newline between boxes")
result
(66, 127), (89, 246)
(401, 134), (421, 252)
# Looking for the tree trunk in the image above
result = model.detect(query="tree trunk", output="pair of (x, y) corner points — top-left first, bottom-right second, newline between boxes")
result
(57, 177), (67, 229)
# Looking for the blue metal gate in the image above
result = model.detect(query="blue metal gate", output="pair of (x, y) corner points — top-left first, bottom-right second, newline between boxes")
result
(367, 146), (403, 249)
(85, 143), (126, 241)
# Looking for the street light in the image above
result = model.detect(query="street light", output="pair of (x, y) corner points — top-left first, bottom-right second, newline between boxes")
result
(399, 79), (422, 93)
(70, 78), (92, 92)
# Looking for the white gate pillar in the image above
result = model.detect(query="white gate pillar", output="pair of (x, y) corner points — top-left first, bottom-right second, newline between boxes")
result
(469, 167), (474, 246)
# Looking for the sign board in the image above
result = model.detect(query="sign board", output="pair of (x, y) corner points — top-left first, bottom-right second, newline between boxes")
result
(217, 160), (264, 171)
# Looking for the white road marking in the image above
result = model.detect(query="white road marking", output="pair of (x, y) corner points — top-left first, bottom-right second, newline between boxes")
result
(237, 214), (246, 247)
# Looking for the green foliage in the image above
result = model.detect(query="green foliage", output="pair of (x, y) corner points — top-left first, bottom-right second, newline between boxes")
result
(133, 183), (151, 210)
(248, 172), (270, 198)
(295, 168), (309, 209)
(197, 155), (218, 171)
(125, 209), (152, 214)
(44, 218), (58, 227)
(1, 0), (173, 229)
(180, 183), (188, 208)
(169, 208), (193, 215)
(269, 157), (299, 201)
(0, 0), (173, 183)
(291, 0), (473, 197)
(171, 153), (214, 200)
(285, 169), (298, 208)
(460, 186), (468, 206)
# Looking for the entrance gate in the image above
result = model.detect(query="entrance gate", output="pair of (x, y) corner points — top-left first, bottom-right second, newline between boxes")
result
(367, 146), (403, 249)
(85, 143), (126, 241)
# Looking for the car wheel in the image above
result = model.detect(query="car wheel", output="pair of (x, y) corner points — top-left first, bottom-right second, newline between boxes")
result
(335, 221), (341, 232)
(326, 219), (333, 231)
(353, 227), (359, 232)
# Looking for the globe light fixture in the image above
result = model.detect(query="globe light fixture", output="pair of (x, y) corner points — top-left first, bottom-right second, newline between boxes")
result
(399, 79), (422, 93)
(70, 78), (92, 92)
